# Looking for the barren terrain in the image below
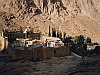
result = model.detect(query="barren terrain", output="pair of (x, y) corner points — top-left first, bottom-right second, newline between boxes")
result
(0, 54), (100, 75)
(0, 0), (100, 43)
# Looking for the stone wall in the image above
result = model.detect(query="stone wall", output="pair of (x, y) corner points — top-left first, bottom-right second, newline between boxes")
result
(33, 47), (44, 60)
(16, 50), (33, 60)
(43, 47), (54, 59)
(54, 46), (70, 57)
(15, 46), (70, 60)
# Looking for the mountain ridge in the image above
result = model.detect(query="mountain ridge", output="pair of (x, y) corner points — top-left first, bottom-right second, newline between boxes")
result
(0, 0), (100, 43)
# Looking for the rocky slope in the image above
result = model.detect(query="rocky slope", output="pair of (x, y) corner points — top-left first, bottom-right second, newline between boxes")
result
(0, 0), (100, 43)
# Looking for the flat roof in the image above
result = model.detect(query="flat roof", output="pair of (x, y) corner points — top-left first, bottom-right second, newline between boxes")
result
(42, 37), (60, 41)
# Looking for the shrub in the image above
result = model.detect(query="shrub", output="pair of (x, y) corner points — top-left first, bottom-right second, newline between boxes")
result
(74, 35), (85, 46)
(52, 28), (56, 37)
(86, 37), (91, 43)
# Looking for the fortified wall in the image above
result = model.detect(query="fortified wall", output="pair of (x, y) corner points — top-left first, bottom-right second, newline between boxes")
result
(15, 46), (70, 60)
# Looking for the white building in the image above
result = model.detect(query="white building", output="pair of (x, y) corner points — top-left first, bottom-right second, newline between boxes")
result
(14, 38), (44, 50)
(42, 37), (64, 48)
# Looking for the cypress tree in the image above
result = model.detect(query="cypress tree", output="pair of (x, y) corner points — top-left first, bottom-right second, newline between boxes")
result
(59, 31), (62, 40)
(63, 32), (66, 40)
(52, 28), (56, 37)
(48, 26), (51, 37)
(86, 37), (91, 44)
(57, 31), (59, 38)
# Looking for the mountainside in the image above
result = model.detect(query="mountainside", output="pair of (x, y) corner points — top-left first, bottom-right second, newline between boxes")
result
(0, 0), (100, 43)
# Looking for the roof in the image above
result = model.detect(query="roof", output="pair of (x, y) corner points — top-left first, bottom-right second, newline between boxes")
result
(42, 37), (60, 41)
(16, 38), (29, 42)
(34, 43), (43, 48)
(87, 45), (98, 50)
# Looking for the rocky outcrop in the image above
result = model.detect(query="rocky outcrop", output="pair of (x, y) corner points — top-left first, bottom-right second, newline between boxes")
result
(0, 0), (100, 43)
(1, 0), (99, 21)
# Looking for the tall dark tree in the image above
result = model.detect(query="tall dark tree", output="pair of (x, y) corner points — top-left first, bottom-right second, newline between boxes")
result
(59, 31), (62, 40)
(74, 35), (85, 46)
(57, 31), (59, 38)
(86, 37), (91, 44)
(63, 32), (66, 40)
(63, 36), (73, 44)
(52, 28), (56, 37)
(74, 35), (85, 63)
(48, 26), (51, 37)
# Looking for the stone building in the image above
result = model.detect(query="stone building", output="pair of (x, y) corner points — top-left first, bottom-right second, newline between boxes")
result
(3, 27), (40, 42)
(3, 32), (40, 42)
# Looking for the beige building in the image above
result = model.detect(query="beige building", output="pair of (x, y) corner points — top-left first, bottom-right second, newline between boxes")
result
(42, 37), (64, 48)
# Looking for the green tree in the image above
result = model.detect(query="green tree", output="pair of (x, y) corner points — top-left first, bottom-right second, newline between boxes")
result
(74, 35), (85, 63)
(74, 35), (85, 46)
(63, 36), (73, 44)
(86, 37), (91, 44)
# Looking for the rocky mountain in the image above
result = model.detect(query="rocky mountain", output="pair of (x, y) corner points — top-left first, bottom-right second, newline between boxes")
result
(0, 0), (100, 43)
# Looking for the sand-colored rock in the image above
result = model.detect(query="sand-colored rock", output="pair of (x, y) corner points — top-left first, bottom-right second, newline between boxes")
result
(0, 33), (8, 51)
(0, 0), (100, 43)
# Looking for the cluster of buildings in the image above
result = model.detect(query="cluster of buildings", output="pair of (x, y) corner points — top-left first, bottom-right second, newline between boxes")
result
(3, 27), (40, 42)
(14, 37), (64, 50)
(1, 26), (70, 60)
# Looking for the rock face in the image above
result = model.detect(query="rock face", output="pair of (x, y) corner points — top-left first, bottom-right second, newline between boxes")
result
(0, 0), (100, 43)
